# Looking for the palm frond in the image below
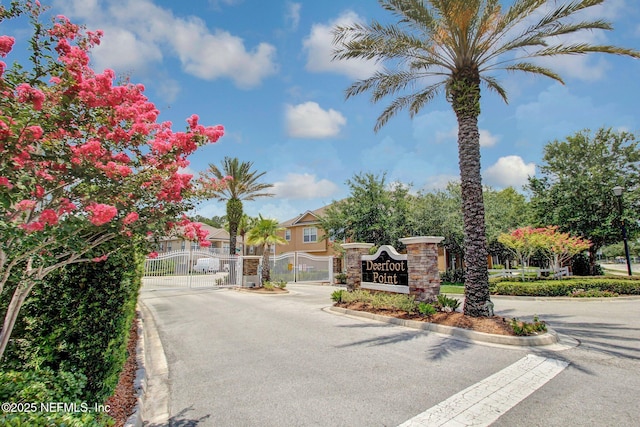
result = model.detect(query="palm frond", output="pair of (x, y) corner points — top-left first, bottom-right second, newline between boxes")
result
(532, 44), (640, 58)
(504, 62), (564, 84)
(480, 75), (508, 104)
(374, 82), (444, 132)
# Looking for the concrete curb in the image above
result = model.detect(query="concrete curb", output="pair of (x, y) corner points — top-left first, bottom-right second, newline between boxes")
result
(137, 300), (171, 426)
(328, 306), (559, 347)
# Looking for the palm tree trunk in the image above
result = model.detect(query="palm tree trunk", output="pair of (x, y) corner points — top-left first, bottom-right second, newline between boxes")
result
(227, 198), (242, 256)
(262, 244), (270, 283)
(450, 70), (492, 317)
(456, 111), (492, 316)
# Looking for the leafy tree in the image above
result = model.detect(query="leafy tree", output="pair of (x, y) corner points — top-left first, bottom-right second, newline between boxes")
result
(320, 172), (412, 248)
(409, 183), (464, 263)
(246, 215), (286, 283)
(528, 128), (640, 274)
(200, 157), (273, 255)
(333, 0), (640, 316)
(237, 214), (257, 255)
(190, 215), (226, 229)
(0, 7), (224, 358)
(410, 183), (531, 268)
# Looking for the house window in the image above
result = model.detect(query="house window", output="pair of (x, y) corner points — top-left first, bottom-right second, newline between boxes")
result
(303, 227), (317, 243)
(285, 229), (291, 241)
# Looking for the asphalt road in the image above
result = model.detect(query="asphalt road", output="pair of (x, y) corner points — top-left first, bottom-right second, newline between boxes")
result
(140, 284), (640, 427)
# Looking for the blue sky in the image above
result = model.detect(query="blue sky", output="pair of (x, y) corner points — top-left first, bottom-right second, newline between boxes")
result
(4, 0), (640, 223)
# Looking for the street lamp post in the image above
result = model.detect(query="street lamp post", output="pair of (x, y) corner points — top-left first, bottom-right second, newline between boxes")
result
(612, 186), (632, 276)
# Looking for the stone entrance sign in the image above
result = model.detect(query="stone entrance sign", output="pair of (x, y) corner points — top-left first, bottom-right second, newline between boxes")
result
(342, 236), (444, 301)
(361, 245), (408, 293)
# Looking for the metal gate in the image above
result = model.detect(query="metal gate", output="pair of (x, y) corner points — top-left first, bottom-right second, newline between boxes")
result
(270, 252), (333, 283)
(142, 250), (240, 289)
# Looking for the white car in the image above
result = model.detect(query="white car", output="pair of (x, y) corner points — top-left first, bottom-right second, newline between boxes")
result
(193, 258), (220, 273)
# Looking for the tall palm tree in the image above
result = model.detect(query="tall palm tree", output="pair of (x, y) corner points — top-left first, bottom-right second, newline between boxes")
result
(246, 215), (287, 283)
(237, 214), (257, 255)
(333, 0), (639, 317)
(201, 157), (273, 256)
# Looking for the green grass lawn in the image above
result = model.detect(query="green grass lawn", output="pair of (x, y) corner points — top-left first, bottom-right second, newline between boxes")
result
(440, 283), (464, 294)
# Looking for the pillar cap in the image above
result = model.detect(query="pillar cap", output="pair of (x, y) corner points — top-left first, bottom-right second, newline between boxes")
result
(399, 236), (444, 245)
(341, 243), (375, 250)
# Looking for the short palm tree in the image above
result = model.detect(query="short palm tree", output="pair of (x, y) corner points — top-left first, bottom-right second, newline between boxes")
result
(246, 215), (287, 283)
(237, 214), (257, 255)
(201, 157), (273, 256)
(333, 0), (640, 317)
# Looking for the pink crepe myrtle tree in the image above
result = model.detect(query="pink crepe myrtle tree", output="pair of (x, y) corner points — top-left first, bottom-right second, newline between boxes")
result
(536, 226), (591, 274)
(498, 226), (591, 280)
(0, 3), (228, 358)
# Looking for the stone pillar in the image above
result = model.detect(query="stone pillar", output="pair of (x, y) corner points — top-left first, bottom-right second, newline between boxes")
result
(399, 236), (444, 301)
(242, 256), (261, 287)
(341, 243), (374, 291)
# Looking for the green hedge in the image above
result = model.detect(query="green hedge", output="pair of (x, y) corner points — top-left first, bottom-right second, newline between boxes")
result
(1, 238), (144, 404)
(490, 278), (640, 296)
(0, 368), (112, 426)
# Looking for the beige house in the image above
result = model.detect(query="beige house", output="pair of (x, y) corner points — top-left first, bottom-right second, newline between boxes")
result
(156, 223), (246, 254)
(277, 205), (453, 272)
(276, 206), (337, 257)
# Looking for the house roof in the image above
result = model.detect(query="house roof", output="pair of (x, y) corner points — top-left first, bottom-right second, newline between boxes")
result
(158, 222), (240, 243)
(279, 205), (330, 227)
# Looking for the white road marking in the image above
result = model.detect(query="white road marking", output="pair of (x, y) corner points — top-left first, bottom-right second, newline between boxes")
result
(398, 354), (569, 427)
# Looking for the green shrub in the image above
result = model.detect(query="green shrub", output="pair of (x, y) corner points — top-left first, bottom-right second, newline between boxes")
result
(262, 282), (275, 291)
(417, 302), (437, 316)
(490, 278), (640, 296)
(335, 273), (347, 284)
(337, 289), (417, 313)
(394, 294), (418, 314)
(0, 368), (113, 426)
(435, 294), (461, 312)
(331, 289), (345, 303)
(570, 288), (619, 298)
(1, 238), (144, 403)
(571, 253), (603, 276)
(275, 280), (287, 289)
(0, 368), (86, 402)
(510, 315), (547, 336)
(440, 268), (465, 284)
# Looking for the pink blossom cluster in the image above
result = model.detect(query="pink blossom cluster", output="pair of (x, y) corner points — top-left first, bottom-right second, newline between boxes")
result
(0, 12), (225, 252)
(86, 203), (118, 226)
(16, 83), (45, 110)
(0, 35), (14, 78)
(178, 217), (211, 247)
(0, 35), (15, 57)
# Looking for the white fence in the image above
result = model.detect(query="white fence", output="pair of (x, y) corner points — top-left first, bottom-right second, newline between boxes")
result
(142, 250), (333, 289)
(143, 250), (240, 289)
(270, 252), (334, 284)
(489, 266), (570, 279)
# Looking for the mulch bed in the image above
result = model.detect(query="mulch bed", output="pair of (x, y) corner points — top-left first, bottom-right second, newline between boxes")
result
(104, 316), (140, 426)
(336, 302), (516, 336)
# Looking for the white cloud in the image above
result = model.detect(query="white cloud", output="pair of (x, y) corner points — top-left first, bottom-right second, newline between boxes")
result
(483, 156), (535, 188)
(285, 102), (346, 139)
(55, 0), (278, 89)
(89, 26), (163, 73)
(286, 3), (302, 31)
(303, 11), (381, 79)
(413, 110), (498, 147)
(479, 129), (499, 147)
(272, 173), (339, 200)
(172, 26), (278, 89)
(422, 174), (459, 191)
